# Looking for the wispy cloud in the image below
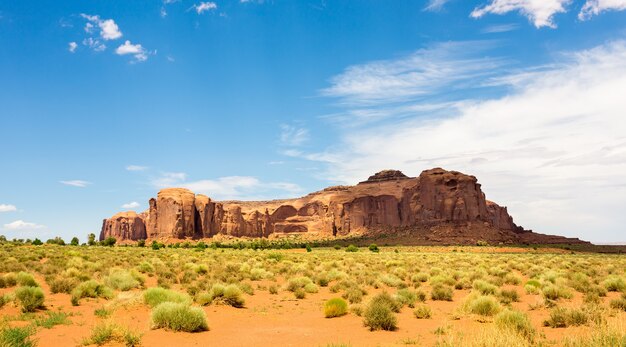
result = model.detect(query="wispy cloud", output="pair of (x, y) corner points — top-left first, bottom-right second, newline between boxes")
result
(0, 204), (17, 212)
(121, 201), (141, 209)
(295, 39), (626, 243)
(424, 0), (452, 12)
(151, 172), (302, 200)
(471, 0), (570, 28)
(3, 220), (46, 230)
(60, 180), (91, 188)
(68, 42), (78, 53)
(579, 0), (626, 20)
(279, 124), (309, 146)
(481, 23), (520, 33)
(82, 37), (106, 52)
(126, 165), (149, 171)
(193, 2), (218, 14)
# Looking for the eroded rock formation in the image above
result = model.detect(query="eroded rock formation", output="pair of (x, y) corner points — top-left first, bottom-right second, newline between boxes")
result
(100, 168), (588, 244)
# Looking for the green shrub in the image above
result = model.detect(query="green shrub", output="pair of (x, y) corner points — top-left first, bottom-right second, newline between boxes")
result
(363, 297), (398, 331)
(71, 280), (114, 306)
(15, 286), (45, 312)
(101, 237), (116, 247)
(324, 298), (348, 318)
(49, 276), (79, 294)
(369, 292), (402, 313)
(610, 294), (626, 311)
(0, 294), (9, 308)
(413, 304), (432, 319)
(34, 311), (71, 329)
(394, 288), (418, 308)
(368, 244), (379, 253)
(472, 280), (498, 295)
(499, 289), (520, 304)
(345, 245), (359, 252)
(1, 273), (17, 287)
(543, 307), (589, 328)
(94, 307), (112, 318)
(269, 285), (278, 295)
(204, 284), (245, 308)
(431, 285), (453, 301)
(82, 322), (141, 346)
(542, 285), (573, 300)
(466, 295), (501, 316)
(603, 276), (626, 292)
(151, 302), (208, 332)
(16, 272), (38, 287)
(495, 310), (535, 341)
(105, 269), (143, 291)
(294, 288), (306, 299)
(143, 287), (191, 308)
(0, 326), (35, 347)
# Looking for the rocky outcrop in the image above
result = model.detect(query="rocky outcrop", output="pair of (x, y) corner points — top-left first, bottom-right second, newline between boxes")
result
(99, 211), (147, 241)
(100, 168), (588, 244)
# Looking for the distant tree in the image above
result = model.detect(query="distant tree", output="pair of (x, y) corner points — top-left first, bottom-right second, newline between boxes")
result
(368, 244), (380, 253)
(305, 244), (312, 252)
(101, 237), (116, 247)
(32, 238), (43, 246)
(137, 239), (146, 247)
(87, 233), (96, 246)
(70, 237), (80, 246)
(46, 237), (65, 246)
(195, 241), (207, 250)
(345, 245), (359, 252)
(151, 240), (163, 250)
(0, 235), (6, 242)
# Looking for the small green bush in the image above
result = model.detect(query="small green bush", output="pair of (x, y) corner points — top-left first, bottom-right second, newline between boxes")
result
(363, 297), (398, 331)
(499, 289), (520, 304)
(466, 295), (501, 316)
(345, 245), (359, 252)
(495, 309), (535, 341)
(368, 244), (379, 253)
(0, 326), (35, 347)
(394, 288), (418, 308)
(151, 302), (208, 332)
(49, 276), (78, 294)
(143, 287), (191, 308)
(82, 322), (141, 346)
(34, 311), (71, 329)
(15, 286), (45, 312)
(204, 284), (245, 308)
(71, 280), (114, 306)
(16, 272), (38, 287)
(324, 298), (348, 318)
(473, 280), (498, 295)
(431, 285), (453, 301)
(105, 269), (143, 291)
(413, 304), (432, 319)
(603, 276), (626, 292)
(369, 292), (402, 313)
(610, 294), (626, 311)
(543, 307), (589, 328)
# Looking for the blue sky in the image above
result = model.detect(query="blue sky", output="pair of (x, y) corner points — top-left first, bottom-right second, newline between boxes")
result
(1, 0), (626, 243)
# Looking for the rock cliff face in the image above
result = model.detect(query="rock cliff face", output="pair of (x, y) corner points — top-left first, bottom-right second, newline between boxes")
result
(100, 168), (587, 244)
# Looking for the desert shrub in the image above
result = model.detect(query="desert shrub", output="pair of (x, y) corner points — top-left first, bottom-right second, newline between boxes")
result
(345, 245), (359, 252)
(603, 276), (626, 292)
(562, 324), (626, 346)
(151, 302), (208, 332)
(495, 309), (535, 341)
(94, 307), (112, 318)
(543, 307), (589, 328)
(368, 244), (379, 253)
(412, 273), (429, 283)
(465, 294), (501, 316)
(294, 288), (306, 299)
(499, 289), (520, 304)
(34, 311), (71, 329)
(15, 286), (45, 312)
(380, 274), (405, 288)
(363, 296), (398, 331)
(82, 322), (141, 346)
(286, 276), (315, 292)
(394, 288), (418, 308)
(324, 298), (348, 318)
(542, 285), (573, 301)
(105, 269), (144, 291)
(0, 294), (9, 308)
(413, 304), (432, 319)
(610, 294), (626, 311)
(101, 237), (116, 247)
(473, 280), (498, 295)
(342, 287), (364, 304)
(1, 273), (17, 287)
(137, 261), (154, 274)
(351, 304), (364, 316)
(431, 285), (453, 301)
(16, 272), (38, 287)
(504, 273), (522, 285)
(71, 280), (114, 306)
(415, 290), (427, 302)
(0, 326), (35, 347)
(143, 287), (191, 308)
(204, 283), (245, 308)
(269, 285), (278, 295)
(49, 276), (79, 294)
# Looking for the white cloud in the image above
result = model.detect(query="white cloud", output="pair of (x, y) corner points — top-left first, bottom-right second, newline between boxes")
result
(481, 23), (520, 33)
(193, 2), (218, 14)
(126, 165), (148, 171)
(321, 41), (508, 122)
(579, 0), (626, 19)
(68, 41), (78, 53)
(82, 37), (106, 52)
(151, 173), (302, 200)
(279, 124), (309, 146)
(121, 201), (141, 209)
(115, 40), (149, 62)
(3, 220), (46, 230)
(471, 0), (571, 28)
(298, 40), (626, 243)
(425, 0), (452, 12)
(60, 180), (91, 188)
(80, 14), (123, 40)
(0, 204), (17, 212)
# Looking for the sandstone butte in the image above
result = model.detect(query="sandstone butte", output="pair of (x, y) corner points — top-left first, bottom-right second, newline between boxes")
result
(100, 168), (588, 245)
